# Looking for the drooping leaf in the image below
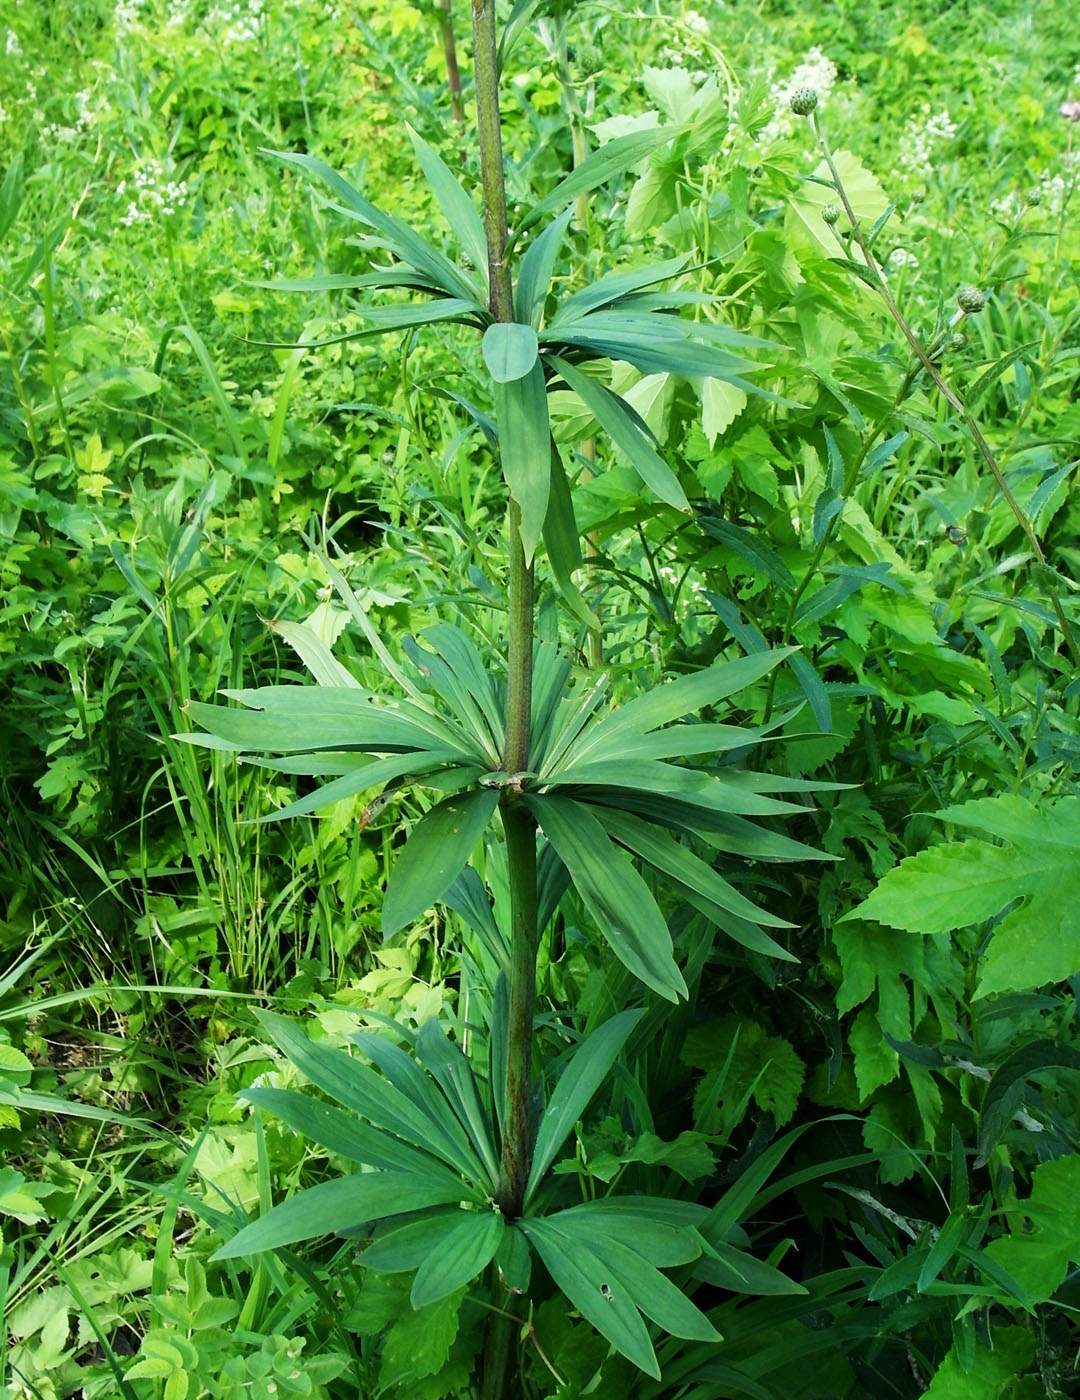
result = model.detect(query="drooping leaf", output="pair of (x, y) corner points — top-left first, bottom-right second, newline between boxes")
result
(551, 356), (688, 511)
(383, 789), (500, 936)
(527, 795), (686, 1002)
(493, 359), (551, 564)
(525, 1009), (644, 1202)
(521, 1217), (660, 1378)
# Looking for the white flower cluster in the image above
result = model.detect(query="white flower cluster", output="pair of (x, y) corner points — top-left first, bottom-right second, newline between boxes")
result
(203, 0), (265, 46)
(760, 46), (838, 143)
(684, 10), (711, 37)
(885, 247), (919, 273)
(897, 104), (958, 182)
(5, 28), (22, 56)
(41, 87), (97, 145)
(116, 159), (189, 226)
(113, 0), (144, 29)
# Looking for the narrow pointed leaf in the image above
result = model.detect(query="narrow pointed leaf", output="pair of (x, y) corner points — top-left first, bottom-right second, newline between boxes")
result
(361, 1210), (465, 1273)
(518, 127), (679, 234)
(526, 1008), (643, 1202)
(406, 124), (488, 288)
(593, 808), (792, 928)
(551, 356), (688, 510)
(515, 206), (574, 326)
(415, 1020), (500, 1186)
(552, 256), (691, 323)
(570, 649), (795, 761)
(254, 749), (463, 824)
(542, 445), (599, 631)
(528, 795), (686, 1002)
(411, 1211), (505, 1306)
(240, 1088), (464, 1184)
(383, 789), (499, 935)
(493, 359), (550, 564)
(267, 619), (360, 688)
(213, 1172), (467, 1259)
(521, 1218), (660, 1378)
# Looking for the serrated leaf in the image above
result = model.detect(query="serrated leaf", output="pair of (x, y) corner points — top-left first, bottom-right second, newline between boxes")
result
(383, 789), (499, 936)
(923, 1326), (1035, 1399)
(846, 795), (1080, 998)
(701, 377), (748, 444)
(983, 1155), (1080, 1303)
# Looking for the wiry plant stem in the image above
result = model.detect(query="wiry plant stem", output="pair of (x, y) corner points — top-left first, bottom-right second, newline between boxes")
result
(812, 113), (1080, 671)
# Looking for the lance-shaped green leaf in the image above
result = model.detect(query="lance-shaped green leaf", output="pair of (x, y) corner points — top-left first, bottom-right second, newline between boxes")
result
(545, 760), (807, 819)
(548, 1222), (719, 1343)
(240, 1088), (465, 1186)
(248, 270), (444, 294)
(383, 789), (500, 936)
(521, 1218), (660, 1378)
(692, 1239), (807, 1295)
(180, 686), (470, 756)
(403, 636), (501, 764)
(550, 256), (691, 323)
(593, 808), (792, 931)
(268, 150), (481, 303)
(256, 1012), (485, 1185)
(254, 749), (464, 824)
(250, 299), (483, 350)
(213, 1171), (469, 1260)
(566, 648), (794, 763)
(517, 126), (679, 234)
(550, 356), (688, 511)
(544, 1200), (704, 1267)
(406, 124), (488, 290)
(267, 619), (360, 688)
(515, 206), (574, 327)
(493, 358), (550, 564)
(361, 1209), (464, 1273)
(410, 1210), (505, 1307)
(348, 1031), (488, 1185)
(421, 624), (505, 751)
(415, 1020), (500, 1186)
(542, 445), (599, 631)
(526, 794), (686, 1002)
(525, 1009), (643, 1203)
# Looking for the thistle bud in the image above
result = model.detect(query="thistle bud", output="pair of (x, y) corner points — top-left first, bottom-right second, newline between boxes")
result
(821, 203), (841, 225)
(946, 524), (967, 546)
(1025, 188), (1042, 207)
(957, 285), (986, 314)
(789, 86), (819, 117)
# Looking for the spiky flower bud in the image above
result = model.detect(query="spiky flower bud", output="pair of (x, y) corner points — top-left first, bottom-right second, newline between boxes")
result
(1025, 188), (1042, 207)
(576, 42), (603, 77)
(821, 203), (841, 225)
(789, 86), (819, 117)
(957, 285), (986, 315)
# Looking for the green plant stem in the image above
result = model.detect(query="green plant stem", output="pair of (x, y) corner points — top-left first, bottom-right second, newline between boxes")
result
(812, 112), (1080, 672)
(437, 0), (466, 125)
(473, 4), (539, 1395)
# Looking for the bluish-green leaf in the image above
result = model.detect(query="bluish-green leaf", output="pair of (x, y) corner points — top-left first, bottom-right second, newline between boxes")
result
(527, 794), (686, 1002)
(493, 359), (551, 564)
(213, 1172), (467, 1260)
(406, 124), (488, 289)
(483, 322), (539, 383)
(515, 206), (574, 326)
(525, 1009), (644, 1203)
(383, 789), (500, 935)
(411, 1211), (505, 1307)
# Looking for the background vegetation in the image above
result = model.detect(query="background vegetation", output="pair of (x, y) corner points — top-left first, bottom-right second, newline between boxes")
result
(1, 0), (1079, 1395)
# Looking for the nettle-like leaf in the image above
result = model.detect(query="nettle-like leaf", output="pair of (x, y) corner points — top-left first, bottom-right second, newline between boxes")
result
(846, 794), (1080, 998)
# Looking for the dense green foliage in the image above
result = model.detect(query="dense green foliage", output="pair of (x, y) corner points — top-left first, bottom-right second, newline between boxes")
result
(2, 0), (1080, 1396)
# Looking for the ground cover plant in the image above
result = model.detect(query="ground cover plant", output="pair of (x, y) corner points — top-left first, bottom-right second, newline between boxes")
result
(1, 0), (1080, 1396)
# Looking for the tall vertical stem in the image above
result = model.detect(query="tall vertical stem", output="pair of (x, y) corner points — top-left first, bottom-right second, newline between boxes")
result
(473, 3), (539, 1393)
(437, 0), (466, 126)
